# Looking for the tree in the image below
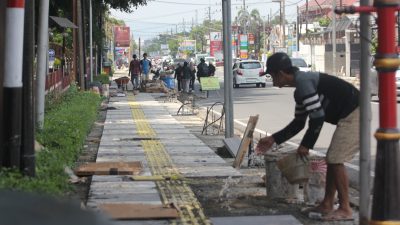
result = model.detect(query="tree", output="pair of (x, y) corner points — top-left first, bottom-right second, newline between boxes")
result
(318, 16), (330, 27)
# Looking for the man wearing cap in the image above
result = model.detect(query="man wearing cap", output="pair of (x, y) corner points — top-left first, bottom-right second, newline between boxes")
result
(256, 52), (359, 221)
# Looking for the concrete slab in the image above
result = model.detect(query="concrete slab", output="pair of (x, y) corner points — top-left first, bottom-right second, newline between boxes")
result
(110, 220), (169, 225)
(171, 156), (227, 164)
(210, 216), (302, 225)
(177, 166), (241, 178)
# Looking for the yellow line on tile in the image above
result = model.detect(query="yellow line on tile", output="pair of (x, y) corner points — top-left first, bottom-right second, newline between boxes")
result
(128, 94), (211, 225)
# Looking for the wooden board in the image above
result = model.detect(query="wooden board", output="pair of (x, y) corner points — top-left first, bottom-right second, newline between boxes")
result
(74, 161), (142, 176)
(99, 203), (179, 220)
(233, 115), (259, 169)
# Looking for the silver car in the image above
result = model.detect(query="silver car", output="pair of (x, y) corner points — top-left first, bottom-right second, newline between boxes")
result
(290, 57), (312, 72)
(370, 68), (400, 97)
(232, 60), (266, 88)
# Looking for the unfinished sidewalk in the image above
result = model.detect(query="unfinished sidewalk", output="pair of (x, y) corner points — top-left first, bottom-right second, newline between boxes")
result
(84, 83), (304, 225)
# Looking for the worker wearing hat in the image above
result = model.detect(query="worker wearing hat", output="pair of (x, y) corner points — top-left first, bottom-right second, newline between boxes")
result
(257, 52), (360, 221)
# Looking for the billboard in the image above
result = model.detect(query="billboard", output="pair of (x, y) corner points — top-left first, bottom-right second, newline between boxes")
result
(179, 40), (196, 51)
(248, 33), (255, 45)
(114, 26), (130, 47)
(210, 32), (222, 60)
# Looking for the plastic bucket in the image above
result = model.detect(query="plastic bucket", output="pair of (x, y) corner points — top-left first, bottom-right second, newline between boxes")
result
(162, 77), (175, 89)
(276, 152), (309, 184)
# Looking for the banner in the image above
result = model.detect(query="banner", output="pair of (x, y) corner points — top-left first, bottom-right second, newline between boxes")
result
(248, 33), (255, 45)
(114, 26), (130, 47)
(179, 40), (196, 51)
(210, 32), (223, 60)
(239, 34), (248, 59)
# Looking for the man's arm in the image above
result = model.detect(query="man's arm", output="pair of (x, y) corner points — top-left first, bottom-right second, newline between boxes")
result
(272, 118), (306, 145)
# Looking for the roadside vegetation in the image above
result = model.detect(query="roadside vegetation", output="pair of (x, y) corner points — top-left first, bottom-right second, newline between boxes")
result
(0, 85), (102, 195)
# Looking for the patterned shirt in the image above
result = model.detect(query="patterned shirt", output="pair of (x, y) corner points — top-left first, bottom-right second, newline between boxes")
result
(272, 71), (359, 149)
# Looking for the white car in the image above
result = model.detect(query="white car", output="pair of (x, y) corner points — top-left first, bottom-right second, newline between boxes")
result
(370, 68), (400, 97)
(204, 56), (216, 66)
(291, 57), (312, 72)
(232, 60), (266, 88)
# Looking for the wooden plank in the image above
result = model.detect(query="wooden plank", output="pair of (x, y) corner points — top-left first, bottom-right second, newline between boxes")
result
(223, 136), (242, 157)
(74, 161), (143, 176)
(233, 115), (259, 169)
(99, 203), (179, 220)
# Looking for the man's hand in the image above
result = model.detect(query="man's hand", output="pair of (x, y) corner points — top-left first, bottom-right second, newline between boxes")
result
(255, 136), (275, 155)
(297, 145), (309, 159)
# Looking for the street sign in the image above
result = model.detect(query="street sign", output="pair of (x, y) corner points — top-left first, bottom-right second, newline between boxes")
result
(200, 77), (220, 91)
(48, 49), (55, 61)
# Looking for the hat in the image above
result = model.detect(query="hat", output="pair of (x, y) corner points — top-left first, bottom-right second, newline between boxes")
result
(266, 52), (292, 74)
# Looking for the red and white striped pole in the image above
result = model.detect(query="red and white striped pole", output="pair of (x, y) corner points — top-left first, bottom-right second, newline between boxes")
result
(2, 0), (25, 168)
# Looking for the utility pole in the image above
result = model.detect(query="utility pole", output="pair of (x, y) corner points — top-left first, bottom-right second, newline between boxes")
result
(243, 0), (247, 34)
(282, 0), (286, 48)
(297, 6), (300, 51)
(139, 37), (141, 59)
(209, 6), (211, 22)
(305, 0), (308, 36)
(183, 18), (185, 33)
(222, 0), (234, 138)
(358, 0), (372, 223)
(89, 0), (93, 82)
(3, 0), (25, 168)
(77, 0), (85, 90)
(0, 1), (5, 159)
(35, 0), (49, 129)
(196, 10), (198, 25)
(263, 16), (266, 53)
(73, 0), (78, 82)
(22, 0), (35, 176)
(332, 0), (336, 75)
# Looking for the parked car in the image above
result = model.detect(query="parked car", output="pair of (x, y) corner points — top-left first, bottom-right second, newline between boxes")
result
(290, 57), (312, 72)
(204, 56), (216, 66)
(232, 60), (266, 88)
(370, 68), (400, 97)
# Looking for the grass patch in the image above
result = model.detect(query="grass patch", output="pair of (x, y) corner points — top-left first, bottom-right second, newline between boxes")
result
(0, 85), (102, 195)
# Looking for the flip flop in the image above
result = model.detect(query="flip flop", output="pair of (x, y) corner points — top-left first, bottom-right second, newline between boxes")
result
(301, 207), (331, 215)
(321, 213), (354, 221)
(300, 207), (324, 219)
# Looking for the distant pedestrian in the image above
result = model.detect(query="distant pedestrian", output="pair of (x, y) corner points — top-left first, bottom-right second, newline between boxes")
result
(174, 62), (183, 92)
(255, 52), (359, 221)
(196, 58), (209, 91)
(208, 61), (216, 76)
(128, 54), (141, 89)
(140, 53), (152, 82)
(189, 62), (196, 91)
(181, 61), (192, 93)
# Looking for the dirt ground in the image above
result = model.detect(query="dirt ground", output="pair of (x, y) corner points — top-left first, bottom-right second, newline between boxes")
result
(71, 96), (359, 225)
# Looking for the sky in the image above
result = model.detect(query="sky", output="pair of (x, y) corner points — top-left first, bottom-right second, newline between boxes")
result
(110, 0), (305, 41)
